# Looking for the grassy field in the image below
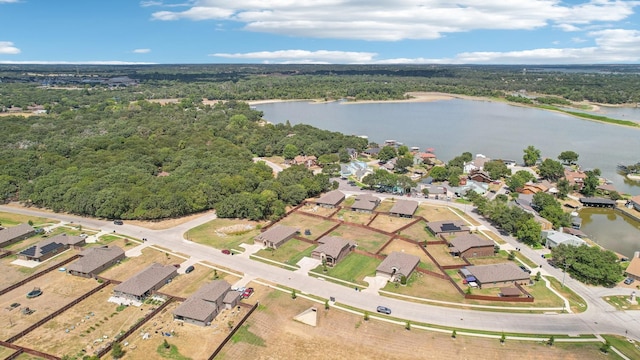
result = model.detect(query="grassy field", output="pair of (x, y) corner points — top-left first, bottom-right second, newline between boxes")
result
(546, 276), (587, 313)
(311, 253), (380, 286)
(0, 211), (54, 228)
(297, 203), (338, 217)
(329, 224), (391, 253)
(185, 218), (265, 252)
(0, 250), (79, 285)
(603, 295), (640, 311)
(368, 214), (416, 233)
(254, 238), (315, 266)
(382, 271), (462, 302)
(275, 212), (337, 240)
(377, 239), (433, 266)
(602, 335), (640, 359)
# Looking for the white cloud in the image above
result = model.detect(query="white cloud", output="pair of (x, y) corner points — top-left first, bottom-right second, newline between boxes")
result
(571, 37), (587, 43)
(150, 0), (640, 41)
(0, 60), (156, 65)
(0, 0), (20, 3)
(0, 41), (20, 54)
(133, 48), (152, 53)
(211, 50), (377, 63)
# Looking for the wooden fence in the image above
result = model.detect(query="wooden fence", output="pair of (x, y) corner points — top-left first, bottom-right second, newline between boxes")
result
(0, 254), (81, 297)
(0, 340), (60, 360)
(207, 302), (259, 360)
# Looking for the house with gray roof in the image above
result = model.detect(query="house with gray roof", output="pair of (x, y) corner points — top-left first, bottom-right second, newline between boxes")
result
(254, 225), (299, 249)
(466, 263), (531, 288)
(17, 233), (85, 262)
(314, 190), (345, 208)
(67, 246), (125, 278)
(113, 263), (177, 301)
(448, 233), (495, 258)
(311, 236), (354, 267)
(173, 280), (240, 326)
(426, 220), (470, 235)
(0, 223), (36, 248)
(389, 200), (418, 218)
(376, 251), (420, 282)
(628, 195), (640, 211)
(543, 230), (587, 249)
(351, 194), (380, 213)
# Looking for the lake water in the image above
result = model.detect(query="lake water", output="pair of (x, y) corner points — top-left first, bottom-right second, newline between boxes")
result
(578, 208), (640, 258)
(256, 99), (640, 195)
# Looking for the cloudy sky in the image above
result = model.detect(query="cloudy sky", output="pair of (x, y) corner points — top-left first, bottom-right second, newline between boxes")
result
(1, 0), (640, 64)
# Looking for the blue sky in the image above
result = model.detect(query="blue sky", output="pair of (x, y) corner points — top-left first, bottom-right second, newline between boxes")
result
(1, 0), (640, 64)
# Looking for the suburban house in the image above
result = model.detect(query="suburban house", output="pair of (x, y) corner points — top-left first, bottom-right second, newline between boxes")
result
(421, 184), (448, 199)
(543, 230), (587, 249)
(512, 195), (554, 231)
(564, 169), (586, 189)
(426, 220), (470, 235)
(311, 236), (354, 267)
(389, 200), (419, 218)
(292, 155), (317, 168)
(351, 194), (381, 213)
(172, 280), (241, 326)
(345, 148), (358, 160)
(413, 152), (437, 165)
(519, 182), (548, 195)
(468, 170), (492, 183)
(363, 148), (381, 157)
(67, 246), (125, 278)
(376, 251), (420, 282)
(254, 225), (299, 249)
(465, 263), (531, 288)
(340, 160), (372, 180)
(0, 223), (36, 248)
(627, 195), (640, 212)
(17, 233), (85, 262)
(447, 233), (495, 258)
(113, 263), (177, 302)
(452, 180), (489, 196)
(463, 154), (490, 174)
(313, 190), (345, 208)
(624, 251), (640, 282)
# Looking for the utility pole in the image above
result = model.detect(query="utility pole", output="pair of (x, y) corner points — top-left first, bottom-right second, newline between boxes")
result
(562, 261), (569, 288)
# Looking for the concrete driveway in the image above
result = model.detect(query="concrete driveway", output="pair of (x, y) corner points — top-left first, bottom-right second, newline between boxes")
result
(294, 257), (321, 274)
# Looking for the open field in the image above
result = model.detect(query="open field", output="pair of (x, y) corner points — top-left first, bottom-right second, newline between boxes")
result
(415, 204), (460, 222)
(15, 284), (145, 358)
(329, 225), (390, 253)
(398, 220), (439, 243)
(602, 335), (640, 359)
(162, 266), (241, 298)
(186, 218), (264, 252)
(0, 271), (99, 340)
(254, 238), (315, 267)
(275, 212), (337, 240)
(333, 209), (375, 225)
(367, 214), (416, 233)
(298, 203), (338, 217)
(99, 248), (177, 282)
(427, 244), (467, 267)
(217, 285), (606, 360)
(311, 253), (380, 286)
(0, 211), (54, 227)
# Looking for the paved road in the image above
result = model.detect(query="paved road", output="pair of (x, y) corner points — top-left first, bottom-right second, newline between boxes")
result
(253, 157), (284, 174)
(2, 203), (639, 340)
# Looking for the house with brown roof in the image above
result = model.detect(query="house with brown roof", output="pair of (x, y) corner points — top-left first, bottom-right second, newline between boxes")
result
(254, 225), (299, 249)
(564, 169), (586, 189)
(468, 170), (492, 183)
(466, 263), (531, 288)
(113, 263), (177, 301)
(67, 246), (125, 278)
(351, 194), (380, 213)
(292, 155), (317, 168)
(311, 236), (354, 267)
(0, 223), (36, 248)
(447, 233), (495, 258)
(624, 251), (640, 282)
(389, 200), (418, 218)
(376, 251), (420, 282)
(426, 220), (470, 235)
(173, 280), (241, 326)
(17, 233), (85, 262)
(519, 182), (549, 195)
(314, 190), (345, 208)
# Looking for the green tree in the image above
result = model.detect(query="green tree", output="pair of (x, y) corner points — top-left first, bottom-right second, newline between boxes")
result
(551, 244), (622, 286)
(516, 218), (542, 246)
(483, 160), (509, 180)
(556, 179), (571, 199)
(523, 145), (541, 166)
(397, 145), (410, 156)
(538, 158), (564, 181)
(506, 170), (535, 191)
(111, 342), (124, 359)
(377, 146), (397, 162)
(429, 166), (448, 181)
(558, 150), (579, 165)
(395, 157), (413, 173)
(338, 149), (351, 163)
(364, 311), (370, 321)
(283, 144), (299, 160)
(581, 170), (600, 197)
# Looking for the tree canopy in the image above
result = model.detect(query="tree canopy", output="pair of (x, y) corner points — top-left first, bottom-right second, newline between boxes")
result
(551, 244), (622, 287)
(558, 151), (579, 165)
(523, 145), (541, 166)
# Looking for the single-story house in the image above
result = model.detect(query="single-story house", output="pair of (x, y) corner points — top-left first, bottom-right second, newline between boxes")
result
(173, 280), (240, 326)
(17, 233), (85, 262)
(113, 263), (177, 301)
(543, 230), (587, 249)
(292, 155), (317, 168)
(314, 190), (345, 208)
(376, 251), (420, 282)
(468, 170), (492, 183)
(465, 263), (531, 288)
(388, 200), (418, 218)
(564, 169), (586, 189)
(626, 195), (640, 212)
(0, 223), (36, 248)
(426, 220), (470, 235)
(363, 148), (381, 157)
(254, 225), (299, 249)
(519, 182), (549, 195)
(351, 194), (380, 213)
(463, 154), (490, 173)
(67, 246), (125, 278)
(311, 236), (354, 267)
(448, 233), (494, 258)
(421, 184), (448, 199)
(624, 251), (640, 282)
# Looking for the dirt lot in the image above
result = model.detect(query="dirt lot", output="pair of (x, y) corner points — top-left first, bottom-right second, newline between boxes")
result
(275, 212), (337, 240)
(367, 214), (416, 233)
(329, 225), (391, 253)
(217, 287), (605, 360)
(415, 204), (461, 222)
(187, 218), (264, 252)
(15, 284), (145, 358)
(99, 248), (177, 282)
(0, 271), (98, 340)
(333, 209), (376, 225)
(298, 203), (339, 218)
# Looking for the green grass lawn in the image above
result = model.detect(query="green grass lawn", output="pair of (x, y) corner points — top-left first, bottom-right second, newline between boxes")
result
(311, 253), (380, 286)
(546, 276), (587, 313)
(186, 218), (264, 251)
(329, 225), (390, 253)
(253, 239), (315, 266)
(601, 335), (640, 359)
(603, 295), (640, 310)
(0, 212), (54, 227)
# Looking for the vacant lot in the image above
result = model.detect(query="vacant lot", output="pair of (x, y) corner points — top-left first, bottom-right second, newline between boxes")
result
(311, 253), (380, 286)
(218, 287), (605, 360)
(0, 211), (54, 228)
(398, 220), (439, 243)
(368, 214), (416, 233)
(329, 225), (390, 253)
(162, 267), (241, 298)
(100, 248), (177, 282)
(16, 284), (144, 358)
(254, 238), (315, 267)
(0, 271), (98, 340)
(333, 209), (375, 225)
(276, 212), (337, 240)
(187, 218), (265, 252)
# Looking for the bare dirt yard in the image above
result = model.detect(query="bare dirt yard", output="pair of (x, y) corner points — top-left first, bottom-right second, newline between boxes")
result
(428, 244), (468, 267)
(15, 284), (144, 358)
(162, 267), (241, 299)
(415, 204), (461, 222)
(275, 212), (338, 240)
(217, 286), (604, 360)
(332, 209), (376, 225)
(186, 218), (265, 252)
(0, 271), (98, 340)
(99, 248), (177, 282)
(367, 214), (417, 233)
(0, 250), (79, 286)
(398, 220), (439, 243)
(298, 202), (339, 218)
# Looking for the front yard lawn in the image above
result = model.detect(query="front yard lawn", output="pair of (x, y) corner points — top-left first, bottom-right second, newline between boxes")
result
(329, 225), (391, 253)
(310, 253), (380, 286)
(254, 239), (315, 267)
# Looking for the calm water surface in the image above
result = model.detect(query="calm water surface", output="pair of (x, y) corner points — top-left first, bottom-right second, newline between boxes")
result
(579, 208), (640, 258)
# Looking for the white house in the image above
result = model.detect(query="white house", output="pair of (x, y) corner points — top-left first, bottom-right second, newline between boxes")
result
(543, 230), (587, 249)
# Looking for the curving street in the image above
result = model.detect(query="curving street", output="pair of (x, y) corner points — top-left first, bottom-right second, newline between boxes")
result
(2, 202), (639, 341)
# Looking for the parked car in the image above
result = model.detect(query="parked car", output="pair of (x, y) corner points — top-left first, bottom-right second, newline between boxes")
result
(185, 265), (195, 274)
(222, 249), (231, 255)
(519, 265), (531, 274)
(624, 277), (635, 285)
(242, 287), (254, 299)
(113, 220), (123, 225)
(376, 306), (392, 315)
